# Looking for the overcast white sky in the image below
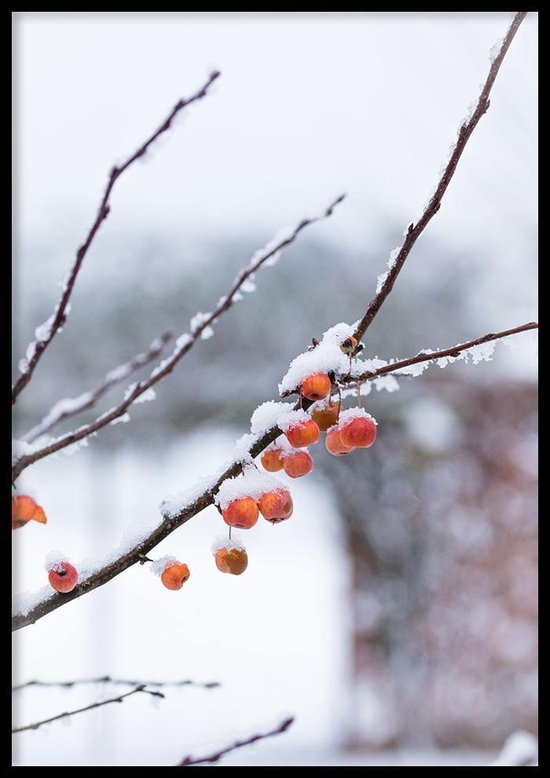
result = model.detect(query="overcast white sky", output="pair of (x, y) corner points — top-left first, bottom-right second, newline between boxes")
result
(13, 12), (536, 253)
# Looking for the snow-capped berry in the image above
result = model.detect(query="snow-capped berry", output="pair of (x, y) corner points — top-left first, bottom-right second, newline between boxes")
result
(214, 545), (248, 575)
(310, 401), (340, 432)
(258, 488), (293, 523)
(283, 450), (314, 478)
(260, 448), (284, 472)
(299, 372), (332, 402)
(285, 419), (320, 448)
(340, 335), (358, 355)
(340, 416), (377, 448)
(160, 561), (190, 590)
(222, 497), (259, 529)
(325, 428), (354, 456)
(47, 561), (78, 593)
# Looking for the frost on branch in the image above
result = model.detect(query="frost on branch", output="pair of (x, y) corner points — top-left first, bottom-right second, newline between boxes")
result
(375, 245), (402, 294)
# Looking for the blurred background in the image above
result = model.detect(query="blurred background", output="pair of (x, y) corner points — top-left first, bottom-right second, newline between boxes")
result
(12, 11), (537, 766)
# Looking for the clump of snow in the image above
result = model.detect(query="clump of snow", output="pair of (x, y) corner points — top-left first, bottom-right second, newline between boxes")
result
(261, 437), (298, 460)
(375, 245), (401, 294)
(215, 469), (285, 510)
(374, 375), (400, 393)
(176, 333), (192, 350)
(491, 730), (538, 767)
(123, 383), (137, 401)
(44, 550), (69, 570)
(276, 408), (312, 433)
(161, 470), (224, 519)
(110, 413), (130, 426)
(250, 401), (293, 435)
(190, 312), (214, 340)
(150, 556), (178, 576)
(211, 535), (245, 554)
(279, 322), (357, 395)
(489, 36), (504, 63)
(241, 277), (256, 293)
(465, 341), (496, 364)
(232, 433), (256, 463)
(337, 407), (378, 426)
(394, 359), (432, 377)
(135, 388), (156, 404)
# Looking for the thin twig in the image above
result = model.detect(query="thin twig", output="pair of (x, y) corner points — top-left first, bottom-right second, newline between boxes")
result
(12, 194), (345, 482)
(178, 716), (295, 766)
(11, 320), (536, 632)
(12, 676), (220, 692)
(352, 12), (527, 344)
(12, 71), (220, 405)
(11, 684), (163, 734)
(22, 332), (172, 443)
(349, 322), (538, 384)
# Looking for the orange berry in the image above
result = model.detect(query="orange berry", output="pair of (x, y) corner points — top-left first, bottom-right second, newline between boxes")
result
(310, 402), (340, 432)
(222, 497), (259, 529)
(260, 448), (284, 472)
(48, 561), (78, 593)
(214, 546), (248, 575)
(340, 417), (377, 448)
(325, 428), (354, 456)
(283, 450), (314, 478)
(160, 562), (190, 590)
(299, 372), (332, 401)
(12, 495), (47, 530)
(258, 488), (293, 523)
(285, 419), (320, 448)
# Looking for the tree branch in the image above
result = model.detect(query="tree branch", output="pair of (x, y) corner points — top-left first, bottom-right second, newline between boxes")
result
(11, 684), (164, 734)
(12, 676), (220, 692)
(352, 11), (527, 344)
(22, 332), (172, 444)
(177, 716), (294, 766)
(349, 322), (538, 384)
(12, 71), (220, 405)
(11, 321), (535, 632)
(11, 194), (345, 482)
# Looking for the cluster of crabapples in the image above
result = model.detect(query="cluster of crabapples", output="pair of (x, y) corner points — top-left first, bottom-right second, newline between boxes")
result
(12, 332), (378, 592)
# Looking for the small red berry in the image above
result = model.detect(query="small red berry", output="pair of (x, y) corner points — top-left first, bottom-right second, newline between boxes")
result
(222, 497), (259, 529)
(260, 448), (284, 472)
(258, 488), (293, 523)
(283, 450), (314, 478)
(340, 417), (377, 448)
(214, 546), (248, 575)
(325, 428), (354, 456)
(285, 419), (320, 448)
(161, 562), (190, 590)
(310, 402), (340, 432)
(48, 561), (78, 593)
(300, 372), (332, 401)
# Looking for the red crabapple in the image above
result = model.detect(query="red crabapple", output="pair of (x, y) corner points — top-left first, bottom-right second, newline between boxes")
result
(285, 419), (320, 448)
(299, 372), (332, 401)
(283, 450), (314, 478)
(310, 402), (340, 432)
(214, 546), (248, 575)
(325, 428), (354, 456)
(222, 497), (259, 529)
(339, 416), (377, 448)
(258, 488), (294, 523)
(47, 561), (78, 593)
(12, 495), (47, 530)
(261, 448), (284, 472)
(160, 562), (190, 590)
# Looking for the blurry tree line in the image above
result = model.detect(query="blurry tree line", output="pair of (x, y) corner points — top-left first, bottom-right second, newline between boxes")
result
(13, 228), (537, 749)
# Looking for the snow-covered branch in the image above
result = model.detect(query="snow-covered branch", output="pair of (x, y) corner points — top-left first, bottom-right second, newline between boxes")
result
(352, 11), (527, 345)
(11, 194), (345, 482)
(12, 71), (220, 405)
(22, 332), (172, 443)
(177, 716), (294, 766)
(11, 321), (536, 632)
(12, 684), (164, 734)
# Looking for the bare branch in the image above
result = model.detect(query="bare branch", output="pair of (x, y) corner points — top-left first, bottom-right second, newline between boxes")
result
(349, 322), (538, 384)
(13, 676), (220, 692)
(12, 71), (220, 405)
(11, 684), (164, 734)
(178, 716), (295, 766)
(11, 194), (345, 482)
(11, 321), (535, 632)
(22, 332), (172, 444)
(352, 12), (527, 344)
